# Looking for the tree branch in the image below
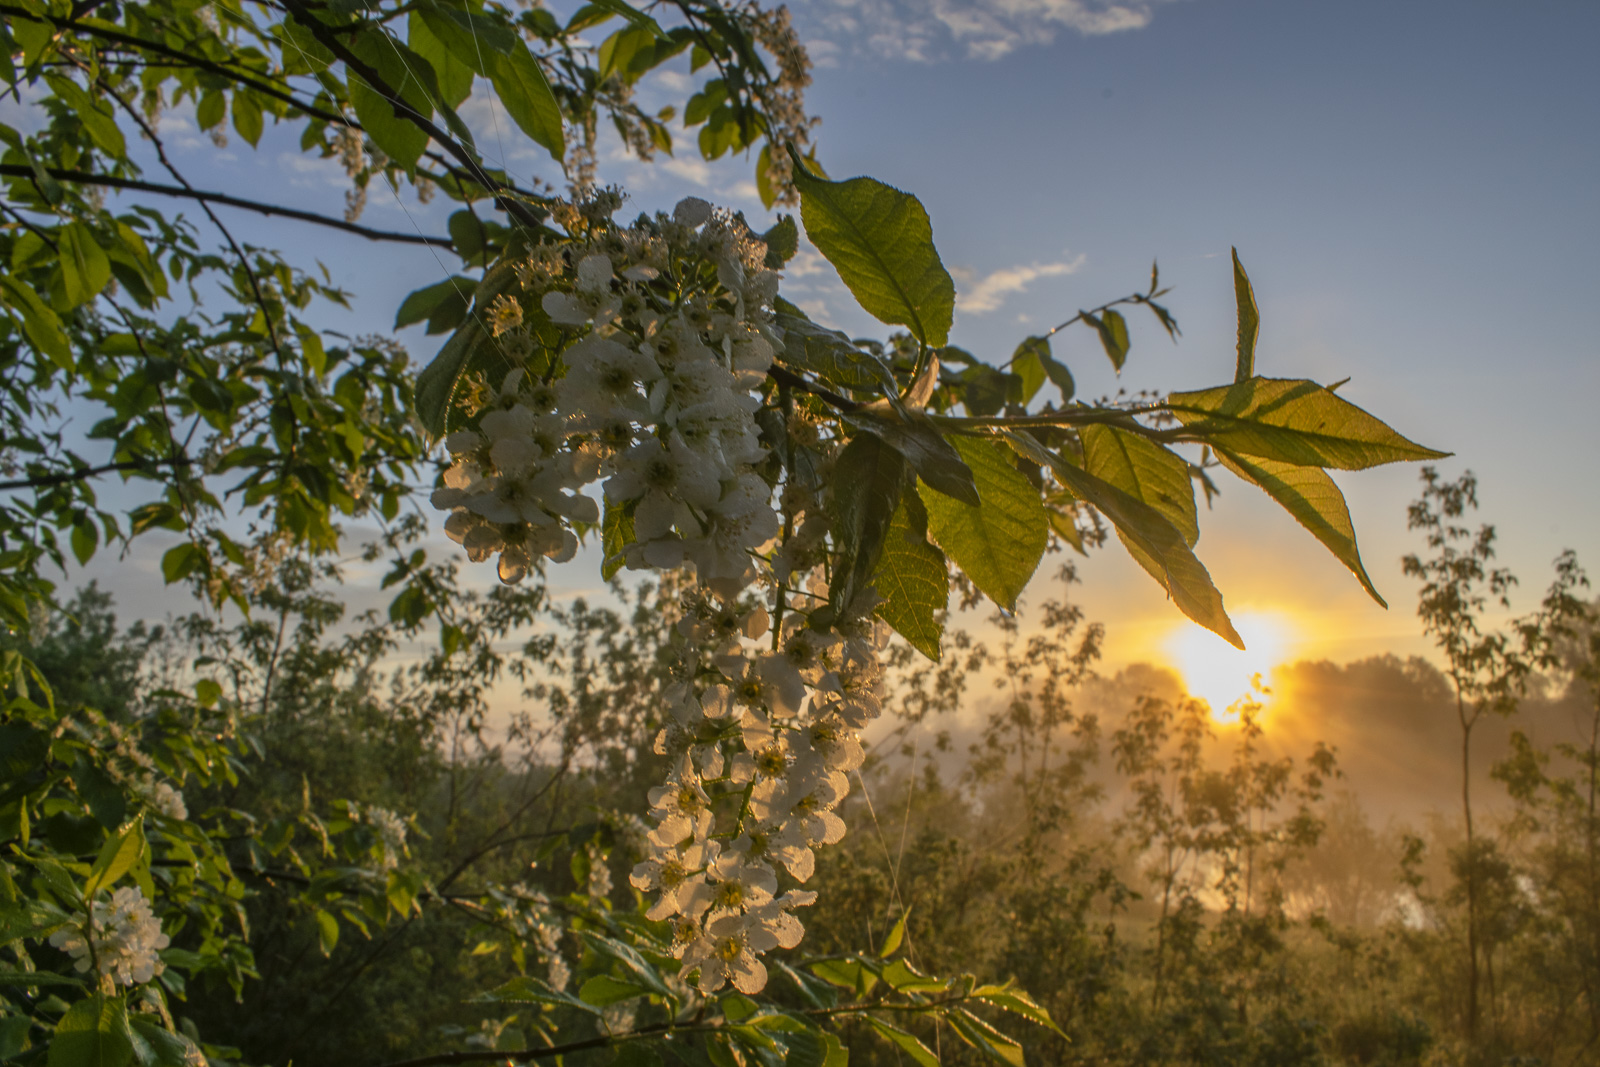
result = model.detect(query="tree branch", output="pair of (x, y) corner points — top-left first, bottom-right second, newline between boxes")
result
(0, 165), (452, 247)
(0, 457), (194, 493)
(767, 363), (860, 412)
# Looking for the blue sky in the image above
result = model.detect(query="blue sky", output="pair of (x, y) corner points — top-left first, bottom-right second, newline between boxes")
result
(32, 0), (1600, 672)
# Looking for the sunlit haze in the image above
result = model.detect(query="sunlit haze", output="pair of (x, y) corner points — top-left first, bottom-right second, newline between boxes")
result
(1162, 610), (1298, 723)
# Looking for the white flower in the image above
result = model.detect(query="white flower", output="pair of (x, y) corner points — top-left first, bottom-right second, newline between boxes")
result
(362, 805), (409, 871)
(680, 913), (769, 994)
(49, 886), (170, 987)
(646, 756), (714, 845)
(133, 776), (187, 821)
(683, 849), (777, 921)
(630, 839), (718, 921)
(604, 435), (723, 539)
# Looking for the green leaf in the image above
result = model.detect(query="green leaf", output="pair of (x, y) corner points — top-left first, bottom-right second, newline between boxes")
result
(489, 41), (565, 159)
(878, 907), (910, 957)
(42, 75), (124, 157)
(60, 224), (111, 310)
(778, 1031), (827, 1067)
(84, 815), (145, 899)
(756, 143), (778, 211)
(0, 1015), (28, 1060)
(1084, 308), (1129, 372)
(1006, 430), (1241, 648)
(920, 436), (1047, 612)
(413, 263), (520, 438)
(408, 11), (475, 108)
(1011, 336), (1048, 404)
(597, 23), (657, 82)
(127, 1018), (203, 1067)
(879, 958), (947, 993)
(415, 319), (485, 439)
(159, 542), (203, 585)
(970, 984), (1065, 1036)
(579, 974), (650, 1007)
(853, 404), (978, 505)
(0, 969), (80, 987)
(774, 308), (896, 393)
(70, 520), (98, 566)
(870, 494), (946, 661)
(584, 0), (668, 37)
(809, 958), (878, 996)
(416, 3), (517, 61)
(195, 91), (226, 130)
(963, 366), (1018, 417)
(828, 433), (908, 617)
(48, 996), (134, 1067)
(760, 215), (798, 268)
(1080, 425), (1197, 546)
(314, 909), (339, 955)
(477, 976), (602, 1015)
(345, 31), (433, 170)
(230, 91), (264, 147)
(602, 499), (635, 580)
(1232, 248), (1259, 382)
(864, 1018), (937, 1067)
(948, 1009), (1026, 1067)
(0, 899), (70, 945)
(1215, 447), (1386, 607)
(395, 276), (474, 334)
(789, 148), (955, 347)
(1166, 377), (1449, 470)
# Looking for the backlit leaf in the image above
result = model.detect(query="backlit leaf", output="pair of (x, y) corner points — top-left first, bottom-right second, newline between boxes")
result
(829, 433), (908, 617)
(345, 31), (432, 170)
(789, 149), (955, 347)
(60, 223), (111, 309)
(853, 403), (978, 505)
(949, 1009), (1026, 1067)
(1004, 430), (1242, 648)
(84, 815), (145, 899)
(1216, 447), (1386, 607)
(921, 436), (1047, 612)
(864, 1018), (937, 1067)
(1080, 424), (1197, 545)
(774, 308), (896, 393)
(48, 995), (133, 1067)
(489, 41), (565, 158)
(1167, 377), (1449, 470)
(871, 494), (946, 661)
(1232, 248), (1259, 382)
(1011, 336), (1048, 404)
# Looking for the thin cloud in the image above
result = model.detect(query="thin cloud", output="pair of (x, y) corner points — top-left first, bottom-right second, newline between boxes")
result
(802, 0), (1181, 63)
(956, 256), (1085, 314)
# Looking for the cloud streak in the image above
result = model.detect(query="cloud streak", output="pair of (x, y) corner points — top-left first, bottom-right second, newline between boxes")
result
(801, 0), (1182, 63)
(955, 255), (1085, 314)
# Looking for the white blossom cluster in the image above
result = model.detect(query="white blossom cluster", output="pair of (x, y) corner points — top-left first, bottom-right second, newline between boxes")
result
(355, 804), (408, 872)
(133, 774), (187, 821)
(486, 883), (570, 991)
(49, 886), (170, 988)
(431, 194), (887, 993)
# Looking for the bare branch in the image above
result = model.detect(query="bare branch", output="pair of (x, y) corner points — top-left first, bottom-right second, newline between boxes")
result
(0, 164), (452, 247)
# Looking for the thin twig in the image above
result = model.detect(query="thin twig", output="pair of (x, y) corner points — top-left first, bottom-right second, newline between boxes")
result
(0, 164), (452, 247)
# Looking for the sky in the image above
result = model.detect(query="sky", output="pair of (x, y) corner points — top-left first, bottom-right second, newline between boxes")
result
(24, 0), (1600, 795)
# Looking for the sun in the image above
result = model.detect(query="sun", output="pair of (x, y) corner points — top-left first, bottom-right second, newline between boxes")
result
(1162, 610), (1297, 723)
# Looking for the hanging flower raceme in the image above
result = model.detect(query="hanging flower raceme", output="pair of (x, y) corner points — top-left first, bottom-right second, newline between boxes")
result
(429, 193), (890, 993)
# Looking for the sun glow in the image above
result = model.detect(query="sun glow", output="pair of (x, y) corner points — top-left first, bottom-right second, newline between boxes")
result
(1163, 611), (1298, 723)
